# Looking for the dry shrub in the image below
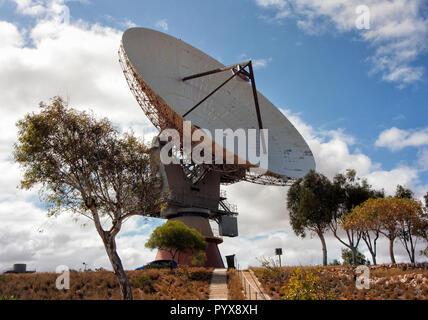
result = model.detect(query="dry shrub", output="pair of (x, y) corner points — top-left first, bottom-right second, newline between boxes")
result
(0, 267), (213, 300)
(228, 269), (245, 300)
(251, 264), (428, 300)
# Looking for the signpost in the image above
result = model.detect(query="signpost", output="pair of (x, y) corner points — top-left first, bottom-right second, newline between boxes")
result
(275, 248), (283, 267)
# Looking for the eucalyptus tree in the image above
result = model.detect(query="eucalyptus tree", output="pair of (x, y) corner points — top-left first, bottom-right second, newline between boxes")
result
(287, 170), (338, 266)
(344, 201), (383, 265)
(395, 185), (414, 199)
(145, 220), (207, 265)
(347, 197), (425, 264)
(330, 170), (383, 265)
(13, 97), (166, 300)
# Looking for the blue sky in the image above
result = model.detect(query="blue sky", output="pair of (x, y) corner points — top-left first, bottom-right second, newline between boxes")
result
(2, 0), (426, 177)
(0, 0), (427, 270)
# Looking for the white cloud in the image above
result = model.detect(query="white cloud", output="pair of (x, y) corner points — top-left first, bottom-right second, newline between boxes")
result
(376, 126), (428, 151)
(12, 0), (50, 16)
(282, 109), (375, 179)
(155, 19), (168, 32)
(0, 21), (24, 48)
(0, 6), (157, 272)
(11, 0), (75, 25)
(252, 57), (272, 69)
(221, 109), (427, 267)
(239, 54), (272, 69)
(417, 148), (428, 171)
(256, 0), (288, 9)
(255, 0), (428, 86)
(0, 2), (426, 273)
(365, 166), (419, 195)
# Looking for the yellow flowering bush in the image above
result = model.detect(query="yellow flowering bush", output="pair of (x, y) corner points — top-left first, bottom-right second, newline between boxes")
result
(280, 267), (336, 300)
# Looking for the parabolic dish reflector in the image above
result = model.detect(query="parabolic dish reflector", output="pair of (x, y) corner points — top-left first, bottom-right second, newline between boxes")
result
(119, 28), (315, 185)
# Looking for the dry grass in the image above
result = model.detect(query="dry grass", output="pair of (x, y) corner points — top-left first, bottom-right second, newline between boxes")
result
(227, 269), (245, 300)
(0, 267), (213, 300)
(251, 263), (428, 300)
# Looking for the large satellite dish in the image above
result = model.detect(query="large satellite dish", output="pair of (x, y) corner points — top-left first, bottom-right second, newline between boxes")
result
(119, 27), (316, 267)
(119, 28), (315, 186)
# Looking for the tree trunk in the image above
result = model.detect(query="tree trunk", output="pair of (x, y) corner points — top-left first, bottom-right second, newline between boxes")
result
(317, 231), (328, 266)
(363, 238), (376, 265)
(351, 247), (358, 265)
(362, 231), (378, 265)
(104, 238), (133, 300)
(406, 232), (416, 264)
(389, 238), (396, 264)
(88, 204), (132, 300)
(370, 252), (377, 265)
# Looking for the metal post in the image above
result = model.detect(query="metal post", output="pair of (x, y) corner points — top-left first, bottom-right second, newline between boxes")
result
(182, 61), (251, 82)
(247, 61), (263, 131)
(182, 70), (243, 117)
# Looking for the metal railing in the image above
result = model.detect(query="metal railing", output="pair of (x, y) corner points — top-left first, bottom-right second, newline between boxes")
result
(236, 262), (267, 300)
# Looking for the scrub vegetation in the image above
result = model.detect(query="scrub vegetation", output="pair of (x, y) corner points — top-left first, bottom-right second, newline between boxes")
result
(0, 268), (212, 300)
(252, 264), (428, 300)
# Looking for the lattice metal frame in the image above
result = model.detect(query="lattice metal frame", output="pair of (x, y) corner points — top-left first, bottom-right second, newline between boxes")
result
(118, 43), (291, 187)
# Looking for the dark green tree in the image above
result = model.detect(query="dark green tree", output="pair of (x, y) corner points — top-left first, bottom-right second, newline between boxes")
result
(393, 185), (427, 263)
(328, 259), (341, 266)
(13, 98), (166, 300)
(287, 170), (338, 266)
(330, 169), (379, 265)
(145, 220), (207, 265)
(341, 248), (366, 265)
(395, 185), (414, 199)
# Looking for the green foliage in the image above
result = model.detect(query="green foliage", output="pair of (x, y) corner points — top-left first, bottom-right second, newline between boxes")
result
(341, 248), (366, 265)
(330, 170), (382, 265)
(329, 259), (341, 266)
(132, 273), (156, 292)
(191, 250), (207, 267)
(13, 97), (165, 219)
(0, 295), (19, 300)
(13, 97), (167, 300)
(287, 170), (338, 265)
(395, 185), (414, 199)
(333, 169), (382, 218)
(421, 246), (428, 258)
(346, 197), (426, 264)
(280, 268), (336, 300)
(145, 220), (207, 263)
(287, 170), (337, 238)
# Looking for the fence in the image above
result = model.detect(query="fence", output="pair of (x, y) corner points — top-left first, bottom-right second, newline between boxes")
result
(236, 262), (267, 300)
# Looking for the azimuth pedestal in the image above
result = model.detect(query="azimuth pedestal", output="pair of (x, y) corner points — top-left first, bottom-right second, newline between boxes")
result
(151, 137), (238, 268)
